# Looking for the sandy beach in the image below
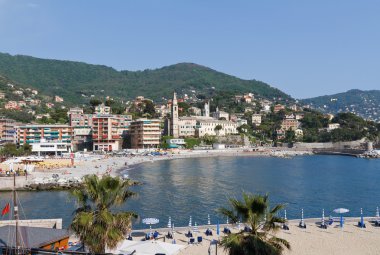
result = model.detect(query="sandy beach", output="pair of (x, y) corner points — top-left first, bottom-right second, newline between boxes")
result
(0, 148), (312, 190)
(127, 217), (380, 255)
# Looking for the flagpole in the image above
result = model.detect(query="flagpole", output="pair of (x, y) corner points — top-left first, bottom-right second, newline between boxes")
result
(13, 172), (20, 255)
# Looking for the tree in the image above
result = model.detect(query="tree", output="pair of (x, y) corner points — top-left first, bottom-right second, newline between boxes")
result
(218, 192), (290, 255)
(143, 100), (156, 117)
(70, 175), (138, 253)
(215, 124), (223, 136)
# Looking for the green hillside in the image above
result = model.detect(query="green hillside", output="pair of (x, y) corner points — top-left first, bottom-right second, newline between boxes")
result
(301, 89), (380, 122)
(0, 52), (291, 104)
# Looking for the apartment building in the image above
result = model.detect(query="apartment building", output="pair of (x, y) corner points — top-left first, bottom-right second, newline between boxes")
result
(130, 119), (161, 149)
(17, 125), (73, 155)
(0, 118), (17, 145)
(92, 115), (132, 151)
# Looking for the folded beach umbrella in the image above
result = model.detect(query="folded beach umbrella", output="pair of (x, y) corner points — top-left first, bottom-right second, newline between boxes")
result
(300, 208), (305, 226)
(322, 209), (325, 225)
(167, 217), (172, 229)
(284, 210), (287, 221)
(207, 214), (211, 225)
(193, 222), (199, 233)
(360, 208), (364, 228)
(376, 207), (379, 218)
(188, 216), (192, 228)
(226, 217), (229, 225)
(216, 220), (220, 236)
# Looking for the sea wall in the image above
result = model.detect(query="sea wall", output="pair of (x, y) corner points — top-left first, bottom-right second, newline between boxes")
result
(0, 218), (63, 229)
(0, 176), (32, 190)
(293, 139), (367, 150)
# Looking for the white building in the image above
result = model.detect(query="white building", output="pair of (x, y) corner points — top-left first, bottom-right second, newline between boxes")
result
(237, 119), (248, 127)
(31, 139), (71, 156)
(328, 123), (340, 131)
(95, 103), (111, 114)
(166, 138), (186, 148)
(252, 114), (262, 126)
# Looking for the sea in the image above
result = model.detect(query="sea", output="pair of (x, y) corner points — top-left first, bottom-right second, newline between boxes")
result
(1, 155), (380, 229)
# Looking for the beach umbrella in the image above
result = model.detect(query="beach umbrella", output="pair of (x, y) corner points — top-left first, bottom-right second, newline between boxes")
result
(300, 208), (305, 227)
(321, 209), (325, 226)
(142, 218), (159, 235)
(207, 214), (211, 225)
(360, 208), (364, 228)
(333, 208), (349, 228)
(167, 217), (172, 229)
(193, 222), (199, 233)
(376, 207), (379, 218)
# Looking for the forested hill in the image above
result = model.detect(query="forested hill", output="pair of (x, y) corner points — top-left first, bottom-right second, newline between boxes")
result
(301, 89), (380, 122)
(0, 52), (291, 104)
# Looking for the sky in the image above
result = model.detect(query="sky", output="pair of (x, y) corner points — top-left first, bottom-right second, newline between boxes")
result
(0, 0), (379, 99)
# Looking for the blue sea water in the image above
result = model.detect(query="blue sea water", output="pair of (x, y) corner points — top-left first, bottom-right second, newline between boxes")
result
(1, 155), (379, 229)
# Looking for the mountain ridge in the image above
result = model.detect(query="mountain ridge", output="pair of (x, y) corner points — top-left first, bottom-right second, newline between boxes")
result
(0, 52), (292, 104)
(300, 89), (380, 122)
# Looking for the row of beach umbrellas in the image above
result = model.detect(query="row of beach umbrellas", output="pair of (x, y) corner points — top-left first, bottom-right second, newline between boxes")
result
(289, 207), (380, 228)
(142, 207), (380, 233)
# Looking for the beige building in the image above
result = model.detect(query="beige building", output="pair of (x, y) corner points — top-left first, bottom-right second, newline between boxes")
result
(281, 118), (299, 131)
(251, 114), (262, 126)
(130, 119), (161, 149)
(195, 119), (238, 137)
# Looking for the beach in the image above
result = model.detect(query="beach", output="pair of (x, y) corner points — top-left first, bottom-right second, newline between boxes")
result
(0, 148), (312, 190)
(127, 217), (380, 255)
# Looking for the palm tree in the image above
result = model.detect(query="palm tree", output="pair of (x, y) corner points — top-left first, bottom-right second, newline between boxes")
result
(218, 192), (290, 255)
(70, 174), (138, 253)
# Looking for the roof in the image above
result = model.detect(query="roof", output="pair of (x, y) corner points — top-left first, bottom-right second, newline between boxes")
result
(0, 226), (69, 249)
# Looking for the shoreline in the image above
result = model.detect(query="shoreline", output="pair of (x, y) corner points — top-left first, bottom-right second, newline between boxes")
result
(0, 148), (313, 191)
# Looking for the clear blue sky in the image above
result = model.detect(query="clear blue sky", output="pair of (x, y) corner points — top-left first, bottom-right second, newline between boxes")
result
(0, 0), (379, 99)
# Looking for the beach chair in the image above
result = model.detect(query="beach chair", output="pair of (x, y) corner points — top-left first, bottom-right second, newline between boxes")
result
(282, 224), (289, 230)
(298, 222), (306, 229)
(358, 222), (366, 228)
(223, 227), (231, 234)
(375, 220), (380, 227)
(153, 231), (159, 239)
(197, 236), (203, 243)
(189, 238), (195, 244)
(244, 226), (252, 232)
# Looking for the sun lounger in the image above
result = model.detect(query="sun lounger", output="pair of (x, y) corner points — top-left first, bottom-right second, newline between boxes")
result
(298, 222), (306, 229)
(358, 221), (366, 228)
(205, 229), (213, 236)
(223, 227), (231, 234)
